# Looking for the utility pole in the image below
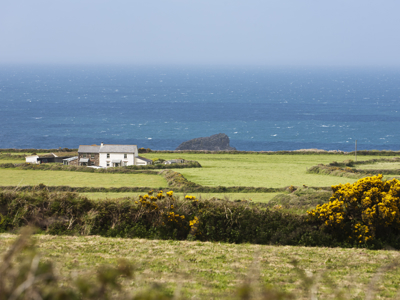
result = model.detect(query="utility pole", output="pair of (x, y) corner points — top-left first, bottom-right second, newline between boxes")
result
(355, 140), (357, 162)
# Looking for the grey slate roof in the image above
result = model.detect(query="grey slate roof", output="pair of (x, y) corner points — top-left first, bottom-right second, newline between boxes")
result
(78, 144), (137, 153)
(137, 156), (152, 162)
(78, 145), (100, 153)
(99, 145), (137, 153)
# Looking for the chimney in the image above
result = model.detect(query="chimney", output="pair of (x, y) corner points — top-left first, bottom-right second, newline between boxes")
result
(101, 142), (104, 147)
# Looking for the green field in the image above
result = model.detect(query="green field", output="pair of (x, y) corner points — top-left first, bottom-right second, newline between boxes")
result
(144, 153), (377, 187)
(357, 162), (400, 170)
(82, 191), (281, 203)
(1, 234), (399, 299)
(0, 153), (387, 190)
(0, 169), (166, 188)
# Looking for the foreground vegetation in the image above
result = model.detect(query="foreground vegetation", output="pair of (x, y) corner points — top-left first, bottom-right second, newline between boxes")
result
(1, 232), (400, 299)
(2, 174), (400, 249)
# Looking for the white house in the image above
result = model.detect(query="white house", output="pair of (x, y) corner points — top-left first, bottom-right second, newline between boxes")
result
(78, 143), (141, 167)
(25, 155), (39, 164)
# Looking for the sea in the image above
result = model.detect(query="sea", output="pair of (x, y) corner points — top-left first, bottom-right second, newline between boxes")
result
(0, 65), (399, 151)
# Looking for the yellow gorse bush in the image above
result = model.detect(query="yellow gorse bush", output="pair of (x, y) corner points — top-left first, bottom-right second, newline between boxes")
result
(136, 190), (200, 237)
(308, 175), (400, 244)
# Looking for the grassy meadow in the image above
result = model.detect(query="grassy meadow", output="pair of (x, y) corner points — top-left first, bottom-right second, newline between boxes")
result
(143, 153), (378, 187)
(357, 162), (400, 170)
(1, 233), (400, 299)
(0, 169), (166, 188)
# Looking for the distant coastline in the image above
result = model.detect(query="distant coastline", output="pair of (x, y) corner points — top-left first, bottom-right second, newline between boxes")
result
(1, 148), (400, 156)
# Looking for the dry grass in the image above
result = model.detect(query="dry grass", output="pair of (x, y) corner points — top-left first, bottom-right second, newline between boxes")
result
(1, 234), (400, 299)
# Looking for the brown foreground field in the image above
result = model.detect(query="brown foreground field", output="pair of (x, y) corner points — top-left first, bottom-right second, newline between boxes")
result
(1, 234), (399, 299)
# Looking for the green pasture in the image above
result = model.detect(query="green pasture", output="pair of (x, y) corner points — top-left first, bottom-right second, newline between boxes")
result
(1, 234), (400, 299)
(357, 162), (400, 170)
(0, 169), (166, 188)
(81, 191), (281, 203)
(143, 153), (379, 188)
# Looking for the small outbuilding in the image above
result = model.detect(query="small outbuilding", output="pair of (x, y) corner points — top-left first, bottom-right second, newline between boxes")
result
(136, 156), (153, 165)
(62, 156), (78, 166)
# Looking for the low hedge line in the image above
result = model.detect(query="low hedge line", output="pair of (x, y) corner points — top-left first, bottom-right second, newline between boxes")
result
(0, 185), (160, 193)
(0, 154), (27, 160)
(308, 157), (400, 178)
(0, 162), (200, 173)
(0, 184), (287, 193)
(0, 189), (397, 249)
(0, 148), (77, 153)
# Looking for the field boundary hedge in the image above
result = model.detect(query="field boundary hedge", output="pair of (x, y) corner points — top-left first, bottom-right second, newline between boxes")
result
(0, 161), (201, 172)
(307, 157), (400, 178)
(0, 189), (396, 249)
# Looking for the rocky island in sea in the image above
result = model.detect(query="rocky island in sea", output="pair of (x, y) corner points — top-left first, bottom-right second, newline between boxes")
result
(176, 133), (236, 151)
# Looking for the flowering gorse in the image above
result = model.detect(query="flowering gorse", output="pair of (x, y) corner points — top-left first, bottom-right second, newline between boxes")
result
(135, 190), (200, 238)
(308, 175), (400, 244)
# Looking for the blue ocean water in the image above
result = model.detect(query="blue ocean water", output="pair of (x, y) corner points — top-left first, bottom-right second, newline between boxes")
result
(0, 65), (399, 151)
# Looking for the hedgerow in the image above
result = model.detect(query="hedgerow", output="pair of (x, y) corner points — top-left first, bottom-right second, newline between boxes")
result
(0, 188), (333, 247)
(307, 157), (400, 178)
(0, 161), (201, 172)
(2, 184), (399, 248)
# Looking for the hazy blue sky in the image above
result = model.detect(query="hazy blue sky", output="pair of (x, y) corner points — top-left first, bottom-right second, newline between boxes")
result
(1, 0), (399, 66)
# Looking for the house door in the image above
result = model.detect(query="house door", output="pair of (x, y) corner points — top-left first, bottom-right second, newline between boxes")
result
(114, 163), (120, 167)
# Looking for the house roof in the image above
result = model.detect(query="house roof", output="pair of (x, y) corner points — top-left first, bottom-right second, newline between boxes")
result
(78, 144), (137, 153)
(137, 156), (152, 162)
(78, 145), (101, 153)
(99, 145), (137, 153)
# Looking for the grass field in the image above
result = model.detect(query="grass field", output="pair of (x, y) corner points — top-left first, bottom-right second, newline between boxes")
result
(1, 234), (399, 299)
(357, 162), (400, 170)
(143, 153), (379, 187)
(0, 152), (392, 192)
(0, 169), (166, 188)
(82, 192), (281, 203)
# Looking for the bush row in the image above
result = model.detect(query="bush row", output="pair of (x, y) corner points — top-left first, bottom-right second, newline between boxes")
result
(0, 148), (77, 153)
(0, 188), (397, 249)
(0, 184), (288, 194)
(0, 161), (201, 173)
(308, 157), (400, 178)
(307, 165), (362, 179)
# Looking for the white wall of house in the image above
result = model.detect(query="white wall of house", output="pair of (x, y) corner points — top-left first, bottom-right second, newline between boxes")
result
(99, 153), (135, 167)
(25, 155), (39, 164)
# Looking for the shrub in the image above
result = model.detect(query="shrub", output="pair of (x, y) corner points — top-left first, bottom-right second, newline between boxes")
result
(308, 174), (400, 247)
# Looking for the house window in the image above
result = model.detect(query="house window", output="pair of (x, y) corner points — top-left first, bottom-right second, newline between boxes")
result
(107, 163), (110, 167)
(107, 153), (110, 158)
(124, 154), (127, 159)
(91, 162), (95, 166)
(83, 154), (87, 158)
(91, 154), (95, 159)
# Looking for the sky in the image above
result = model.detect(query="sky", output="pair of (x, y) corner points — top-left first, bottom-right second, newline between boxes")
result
(1, 0), (400, 67)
